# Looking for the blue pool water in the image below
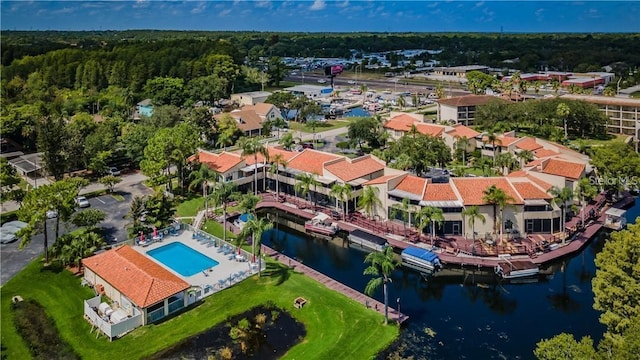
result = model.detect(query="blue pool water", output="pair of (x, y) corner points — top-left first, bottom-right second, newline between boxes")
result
(147, 242), (219, 277)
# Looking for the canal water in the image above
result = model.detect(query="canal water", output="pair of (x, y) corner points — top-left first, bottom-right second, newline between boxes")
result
(261, 200), (639, 359)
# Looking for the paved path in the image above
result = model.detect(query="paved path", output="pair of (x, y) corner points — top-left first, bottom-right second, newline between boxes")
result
(262, 244), (408, 325)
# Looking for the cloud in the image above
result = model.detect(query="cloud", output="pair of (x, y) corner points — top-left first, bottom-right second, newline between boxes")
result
(52, 7), (76, 15)
(474, 1), (484, 9)
(427, 2), (438, 8)
(310, 0), (326, 11)
(535, 8), (544, 16)
(337, 0), (349, 8)
(255, 1), (272, 9)
(220, 8), (232, 16)
(585, 8), (601, 18)
(191, 2), (207, 14)
(133, 0), (149, 9)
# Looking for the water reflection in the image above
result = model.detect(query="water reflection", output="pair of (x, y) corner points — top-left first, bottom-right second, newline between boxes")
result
(259, 218), (619, 359)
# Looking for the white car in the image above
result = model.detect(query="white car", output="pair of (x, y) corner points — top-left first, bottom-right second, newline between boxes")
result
(108, 167), (121, 176)
(347, 80), (356, 85)
(0, 228), (17, 244)
(46, 210), (58, 219)
(317, 79), (327, 84)
(76, 196), (90, 208)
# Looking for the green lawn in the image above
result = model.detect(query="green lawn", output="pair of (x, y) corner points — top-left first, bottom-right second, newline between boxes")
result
(569, 133), (630, 147)
(175, 197), (204, 217)
(1, 259), (398, 360)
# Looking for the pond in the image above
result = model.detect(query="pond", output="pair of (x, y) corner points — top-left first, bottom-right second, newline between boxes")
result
(149, 305), (305, 360)
(261, 200), (639, 359)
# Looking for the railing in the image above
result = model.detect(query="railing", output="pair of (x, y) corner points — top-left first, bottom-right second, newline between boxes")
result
(168, 299), (183, 314)
(146, 307), (165, 323)
(83, 295), (143, 340)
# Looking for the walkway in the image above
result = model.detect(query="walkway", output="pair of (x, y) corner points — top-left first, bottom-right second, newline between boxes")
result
(262, 244), (409, 325)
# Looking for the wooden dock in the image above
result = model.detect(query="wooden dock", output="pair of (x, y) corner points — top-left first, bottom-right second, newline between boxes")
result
(262, 244), (409, 325)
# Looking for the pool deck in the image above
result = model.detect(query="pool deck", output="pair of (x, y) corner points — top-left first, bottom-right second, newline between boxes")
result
(133, 230), (259, 297)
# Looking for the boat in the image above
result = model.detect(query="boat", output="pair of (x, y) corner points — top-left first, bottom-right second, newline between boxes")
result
(495, 259), (539, 279)
(304, 213), (338, 236)
(401, 246), (442, 273)
(348, 229), (388, 252)
(604, 207), (627, 230)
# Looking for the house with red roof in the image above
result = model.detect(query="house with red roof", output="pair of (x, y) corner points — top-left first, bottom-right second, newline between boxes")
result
(82, 245), (192, 339)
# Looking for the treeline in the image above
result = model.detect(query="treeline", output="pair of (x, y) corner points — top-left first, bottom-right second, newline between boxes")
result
(3, 31), (640, 75)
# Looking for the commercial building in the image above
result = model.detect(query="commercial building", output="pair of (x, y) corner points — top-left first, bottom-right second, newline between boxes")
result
(432, 65), (489, 78)
(284, 85), (334, 99)
(230, 91), (272, 106)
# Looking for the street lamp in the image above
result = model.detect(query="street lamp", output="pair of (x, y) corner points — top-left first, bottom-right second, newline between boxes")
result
(396, 298), (401, 320)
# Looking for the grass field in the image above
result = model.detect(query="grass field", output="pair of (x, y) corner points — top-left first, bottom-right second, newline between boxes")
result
(1, 258), (398, 360)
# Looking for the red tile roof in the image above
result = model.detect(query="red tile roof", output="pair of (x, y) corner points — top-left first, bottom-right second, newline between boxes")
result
(437, 95), (506, 107)
(507, 170), (528, 178)
(364, 175), (400, 185)
(423, 183), (459, 201)
(191, 151), (243, 173)
(510, 180), (552, 200)
(515, 137), (543, 151)
(526, 175), (553, 191)
(541, 158), (585, 180)
(325, 156), (385, 182)
(394, 175), (427, 196)
(445, 124), (480, 139)
(383, 114), (445, 136)
(239, 146), (297, 165)
(534, 148), (560, 158)
(480, 134), (519, 146)
(286, 149), (342, 174)
(83, 245), (190, 308)
(451, 177), (524, 205)
(415, 123), (445, 137)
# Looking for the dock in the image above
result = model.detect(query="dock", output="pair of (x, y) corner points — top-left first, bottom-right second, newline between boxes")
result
(262, 244), (409, 325)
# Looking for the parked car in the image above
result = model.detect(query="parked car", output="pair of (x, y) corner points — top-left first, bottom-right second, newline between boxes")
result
(347, 80), (356, 84)
(301, 142), (315, 149)
(0, 228), (17, 244)
(108, 167), (121, 176)
(76, 196), (90, 208)
(46, 210), (58, 219)
(317, 79), (327, 84)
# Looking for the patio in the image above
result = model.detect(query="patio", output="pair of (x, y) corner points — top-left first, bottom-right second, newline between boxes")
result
(132, 226), (263, 299)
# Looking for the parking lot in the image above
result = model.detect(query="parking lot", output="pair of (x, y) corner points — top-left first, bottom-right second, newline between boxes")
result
(1, 175), (152, 285)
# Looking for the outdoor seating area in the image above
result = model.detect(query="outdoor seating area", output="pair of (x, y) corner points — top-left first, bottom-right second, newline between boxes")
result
(293, 297), (308, 309)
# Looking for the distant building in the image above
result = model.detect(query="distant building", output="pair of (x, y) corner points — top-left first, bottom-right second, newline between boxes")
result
(433, 65), (489, 78)
(241, 103), (283, 122)
(437, 95), (507, 126)
(560, 94), (640, 151)
(230, 91), (272, 107)
(215, 109), (265, 137)
(284, 85), (333, 99)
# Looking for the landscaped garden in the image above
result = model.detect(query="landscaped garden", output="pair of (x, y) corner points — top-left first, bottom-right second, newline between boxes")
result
(1, 259), (398, 360)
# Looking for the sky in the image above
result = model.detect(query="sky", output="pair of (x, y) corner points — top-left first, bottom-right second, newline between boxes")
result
(1, 1), (639, 33)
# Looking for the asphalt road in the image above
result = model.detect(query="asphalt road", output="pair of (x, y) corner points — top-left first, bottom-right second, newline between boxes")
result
(0, 173), (151, 285)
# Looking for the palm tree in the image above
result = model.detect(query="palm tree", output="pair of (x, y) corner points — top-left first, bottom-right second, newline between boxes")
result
(279, 132), (295, 150)
(363, 246), (399, 325)
(417, 206), (444, 247)
(495, 153), (518, 175)
(515, 150), (534, 168)
(462, 206), (486, 253)
(341, 184), (353, 219)
(396, 95), (406, 110)
(485, 132), (502, 167)
(189, 163), (219, 217)
(455, 136), (471, 166)
(269, 153), (288, 200)
(294, 172), (319, 208)
(482, 185), (514, 246)
(549, 186), (576, 243)
(329, 183), (346, 213)
(359, 185), (382, 219)
(240, 137), (268, 195)
(240, 217), (273, 276)
(390, 198), (411, 238)
(210, 182), (239, 244)
(307, 119), (320, 145)
(556, 103), (571, 139)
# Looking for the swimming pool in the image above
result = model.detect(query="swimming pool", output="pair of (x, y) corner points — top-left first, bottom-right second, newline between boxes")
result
(147, 242), (219, 277)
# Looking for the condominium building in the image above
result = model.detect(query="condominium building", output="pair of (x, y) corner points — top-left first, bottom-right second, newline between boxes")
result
(560, 94), (640, 151)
